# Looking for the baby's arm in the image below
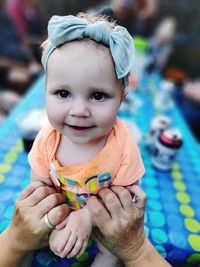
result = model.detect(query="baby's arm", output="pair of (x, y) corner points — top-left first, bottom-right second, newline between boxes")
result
(49, 205), (92, 258)
(31, 168), (92, 258)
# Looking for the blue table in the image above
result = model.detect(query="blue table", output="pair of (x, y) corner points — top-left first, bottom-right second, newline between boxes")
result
(0, 73), (200, 267)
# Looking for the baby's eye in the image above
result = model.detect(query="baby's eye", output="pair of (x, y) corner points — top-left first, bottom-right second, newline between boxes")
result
(91, 92), (107, 101)
(56, 90), (70, 99)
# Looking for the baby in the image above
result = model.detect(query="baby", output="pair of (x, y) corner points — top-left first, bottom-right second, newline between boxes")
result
(28, 13), (145, 267)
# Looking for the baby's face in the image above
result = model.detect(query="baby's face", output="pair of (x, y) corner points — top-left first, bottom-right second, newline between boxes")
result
(46, 40), (124, 144)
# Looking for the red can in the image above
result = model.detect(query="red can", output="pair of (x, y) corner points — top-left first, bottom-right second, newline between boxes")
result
(152, 128), (182, 171)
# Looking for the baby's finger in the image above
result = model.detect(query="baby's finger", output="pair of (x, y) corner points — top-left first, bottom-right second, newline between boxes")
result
(60, 233), (78, 258)
(77, 239), (88, 258)
(66, 238), (83, 258)
(50, 229), (71, 256)
(56, 229), (71, 255)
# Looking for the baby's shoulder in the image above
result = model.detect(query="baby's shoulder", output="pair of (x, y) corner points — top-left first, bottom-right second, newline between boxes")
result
(38, 122), (59, 146)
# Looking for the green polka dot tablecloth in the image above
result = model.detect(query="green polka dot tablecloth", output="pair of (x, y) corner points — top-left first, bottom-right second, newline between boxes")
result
(0, 74), (200, 267)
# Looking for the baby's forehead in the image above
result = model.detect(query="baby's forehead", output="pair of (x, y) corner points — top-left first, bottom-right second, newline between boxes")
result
(47, 39), (122, 85)
(60, 39), (110, 54)
(49, 39), (115, 71)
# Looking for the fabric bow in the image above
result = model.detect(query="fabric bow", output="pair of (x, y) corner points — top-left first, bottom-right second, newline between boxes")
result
(42, 15), (135, 87)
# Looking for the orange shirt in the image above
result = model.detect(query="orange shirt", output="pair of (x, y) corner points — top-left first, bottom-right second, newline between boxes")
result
(28, 117), (145, 209)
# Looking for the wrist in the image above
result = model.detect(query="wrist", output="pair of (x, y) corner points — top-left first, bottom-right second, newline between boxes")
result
(2, 227), (26, 261)
(122, 233), (146, 267)
(124, 238), (171, 267)
(79, 205), (93, 225)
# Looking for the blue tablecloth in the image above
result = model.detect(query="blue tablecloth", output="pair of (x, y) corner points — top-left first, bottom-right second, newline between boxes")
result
(0, 73), (200, 267)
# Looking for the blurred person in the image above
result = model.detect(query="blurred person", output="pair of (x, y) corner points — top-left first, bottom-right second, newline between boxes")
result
(0, 111), (5, 123)
(0, 88), (20, 123)
(96, 0), (158, 37)
(0, 12), (32, 87)
(0, 2), (43, 115)
(183, 80), (200, 105)
(4, 0), (45, 61)
(145, 16), (177, 73)
(0, 11), (31, 118)
(181, 80), (200, 141)
(4, 0), (46, 62)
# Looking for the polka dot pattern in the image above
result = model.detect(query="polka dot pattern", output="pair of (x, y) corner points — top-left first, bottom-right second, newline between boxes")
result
(169, 231), (187, 249)
(176, 192), (191, 204)
(180, 205), (195, 217)
(151, 228), (168, 244)
(0, 174), (4, 183)
(185, 218), (200, 233)
(0, 164), (12, 173)
(188, 235), (200, 252)
(187, 253), (200, 264)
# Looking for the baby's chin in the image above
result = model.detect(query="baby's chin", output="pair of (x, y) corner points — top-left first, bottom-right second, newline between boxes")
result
(66, 132), (109, 146)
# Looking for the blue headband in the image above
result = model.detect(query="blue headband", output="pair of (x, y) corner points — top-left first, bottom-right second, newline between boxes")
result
(42, 15), (135, 87)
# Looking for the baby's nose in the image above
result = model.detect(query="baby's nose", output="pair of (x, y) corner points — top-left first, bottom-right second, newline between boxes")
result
(69, 99), (90, 118)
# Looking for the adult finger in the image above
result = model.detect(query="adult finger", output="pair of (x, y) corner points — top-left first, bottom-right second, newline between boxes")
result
(24, 186), (57, 207)
(36, 192), (67, 219)
(86, 195), (111, 227)
(55, 217), (69, 230)
(126, 185), (146, 210)
(47, 204), (70, 228)
(98, 188), (122, 219)
(18, 181), (45, 200)
(111, 186), (133, 210)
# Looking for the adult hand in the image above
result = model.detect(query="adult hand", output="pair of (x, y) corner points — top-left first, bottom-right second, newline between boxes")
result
(6, 181), (70, 254)
(87, 185), (146, 264)
(183, 81), (200, 105)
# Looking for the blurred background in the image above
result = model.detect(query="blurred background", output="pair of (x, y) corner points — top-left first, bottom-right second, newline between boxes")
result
(0, 0), (200, 141)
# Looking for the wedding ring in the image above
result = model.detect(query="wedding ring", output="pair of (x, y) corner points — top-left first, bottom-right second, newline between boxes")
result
(132, 195), (137, 203)
(44, 213), (54, 229)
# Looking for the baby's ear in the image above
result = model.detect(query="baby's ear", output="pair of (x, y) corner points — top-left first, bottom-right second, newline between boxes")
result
(123, 87), (129, 99)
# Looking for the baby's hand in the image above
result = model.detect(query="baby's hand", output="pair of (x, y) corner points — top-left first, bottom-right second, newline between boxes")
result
(49, 206), (92, 258)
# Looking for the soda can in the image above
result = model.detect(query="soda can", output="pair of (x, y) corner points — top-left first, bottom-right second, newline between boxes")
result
(152, 128), (182, 171)
(146, 115), (170, 153)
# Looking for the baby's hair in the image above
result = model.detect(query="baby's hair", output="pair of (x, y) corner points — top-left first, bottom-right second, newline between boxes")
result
(77, 12), (116, 29)
(41, 12), (117, 54)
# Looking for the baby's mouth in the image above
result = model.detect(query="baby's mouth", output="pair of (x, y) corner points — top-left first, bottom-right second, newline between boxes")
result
(69, 125), (94, 130)
(66, 124), (95, 131)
